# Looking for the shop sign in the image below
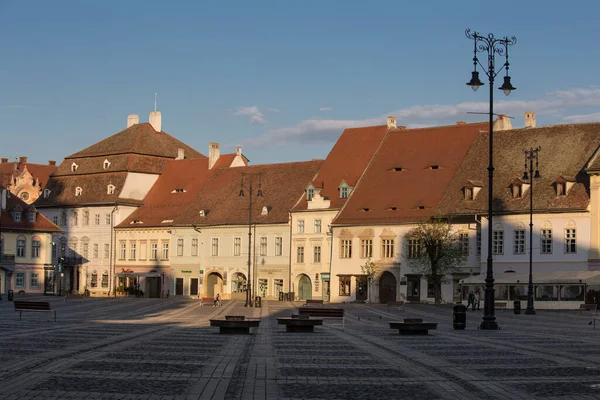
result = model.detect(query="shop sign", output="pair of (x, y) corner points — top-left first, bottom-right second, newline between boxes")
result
(181, 270), (192, 273)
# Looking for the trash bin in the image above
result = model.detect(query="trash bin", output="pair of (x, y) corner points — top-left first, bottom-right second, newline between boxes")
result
(513, 300), (521, 314)
(8, 290), (14, 302)
(453, 303), (467, 330)
(279, 291), (284, 301)
(255, 296), (262, 308)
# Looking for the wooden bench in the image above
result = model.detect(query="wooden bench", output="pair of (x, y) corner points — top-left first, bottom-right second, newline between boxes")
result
(303, 299), (324, 307)
(64, 293), (85, 303)
(494, 301), (508, 311)
(298, 307), (345, 328)
(387, 300), (406, 311)
(578, 304), (598, 315)
(389, 318), (437, 335)
(13, 301), (56, 321)
(277, 315), (323, 332)
(209, 319), (260, 334)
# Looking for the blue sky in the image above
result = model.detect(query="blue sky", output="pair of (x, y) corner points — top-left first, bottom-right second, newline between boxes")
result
(1, 1), (600, 165)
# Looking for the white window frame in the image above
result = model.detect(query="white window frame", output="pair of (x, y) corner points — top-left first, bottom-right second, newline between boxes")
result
(297, 220), (305, 234)
(541, 229), (552, 254)
(234, 237), (241, 256)
(275, 237), (282, 256)
(492, 230), (504, 255)
(381, 239), (394, 258)
(514, 230), (525, 255)
(15, 272), (25, 288)
(340, 239), (352, 259)
(161, 242), (169, 260)
(314, 219), (322, 233)
(191, 238), (198, 256)
(177, 238), (184, 257)
(565, 228), (576, 254)
(361, 239), (373, 259)
(260, 237), (267, 256)
(130, 242), (136, 260)
(211, 238), (219, 257)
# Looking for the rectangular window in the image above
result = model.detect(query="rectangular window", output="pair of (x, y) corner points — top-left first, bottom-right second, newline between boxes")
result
(340, 239), (352, 258)
(30, 272), (39, 288)
(177, 238), (184, 256)
(119, 242), (126, 260)
(60, 211), (67, 226)
(93, 243), (99, 259)
(274, 279), (283, 296)
(191, 238), (198, 256)
(296, 246), (304, 263)
(129, 243), (136, 260)
(258, 278), (268, 297)
(313, 246), (321, 263)
(82, 242), (89, 259)
(339, 275), (351, 296)
(259, 237), (267, 256)
(381, 239), (394, 258)
(476, 225), (481, 256)
(297, 220), (305, 234)
(17, 238), (26, 257)
(105, 214), (111, 225)
(514, 230), (526, 255)
(408, 239), (421, 258)
(234, 237), (241, 256)
(52, 215), (59, 225)
(314, 219), (322, 233)
(15, 272), (25, 288)
(90, 273), (98, 288)
(162, 242), (169, 260)
(492, 230), (504, 255)
(360, 239), (373, 259)
(83, 211), (89, 225)
(71, 211), (78, 226)
(211, 238), (218, 256)
(102, 272), (109, 288)
(565, 229), (576, 254)
(340, 186), (349, 199)
(94, 214), (100, 225)
(275, 237), (283, 256)
(32, 239), (41, 258)
(104, 244), (110, 258)
(459, 233), (469, 256)
(139, 241), (147, 260)
(541, 229), (552, 254)
(151, 243), (158, 260)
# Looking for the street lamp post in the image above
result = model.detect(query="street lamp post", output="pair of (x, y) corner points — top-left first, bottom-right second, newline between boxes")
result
(466, 29), (517, 330)
(239, 172), (263, 307)
(523, 147), (541, 315)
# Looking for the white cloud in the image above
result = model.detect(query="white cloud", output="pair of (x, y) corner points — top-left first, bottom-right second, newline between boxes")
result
(319, 107), (332, 112)
(243, 87), (600, 147)
(234, 106), (266, 125)
(562, 112), (600, 123)
(267, 108), (280, 113)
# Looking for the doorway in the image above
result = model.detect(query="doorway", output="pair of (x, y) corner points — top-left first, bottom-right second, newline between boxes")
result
(407, 275), (421, 302)
(206, 272), (223, 298)
(146, 277), (161, 298)
(379, 271), (397, 303)
(298, 274), (312, 301)
(175, 278), (184, 295)
(356, 276), (368, 301)
(231, 272), (247, 300)
(190, 278), (199, 296)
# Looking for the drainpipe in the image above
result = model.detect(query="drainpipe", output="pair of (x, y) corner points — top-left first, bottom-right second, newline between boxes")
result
(288, 213), (293, 300)
(328, 223), (333, 303)
(110, 205), (118, 297)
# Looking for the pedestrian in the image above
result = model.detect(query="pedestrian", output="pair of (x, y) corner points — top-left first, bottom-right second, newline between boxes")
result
(467, 291), (475, 311)
(214, 293), (221, 307)
(474, 291), (481, 311)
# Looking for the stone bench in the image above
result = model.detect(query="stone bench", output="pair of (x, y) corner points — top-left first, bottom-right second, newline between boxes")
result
(389, 318), (437, 335)
(225, 315), (245, 321)
(494, 301), (508, 311)
(277, 316), (323, 332)
(13, 301), (56, 321)
(303, 299), (324, 307)
(209, 319), (260, 334)
(298, 307), (345, 328)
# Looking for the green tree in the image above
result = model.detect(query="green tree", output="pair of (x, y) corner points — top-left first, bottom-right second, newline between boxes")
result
(404, 217), (466, 305)
(360, 258), (380, 303)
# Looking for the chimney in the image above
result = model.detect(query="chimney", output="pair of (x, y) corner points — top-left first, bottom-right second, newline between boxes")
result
(1, 188), (6, 211)
(524, 111), (536, 128)
(236, 146), (242, 156)
(493, 114), (512, 131)
(208, 142), (220, 169)
(1, 158), (7, 163)
(19, 156), (27, 164)
(48, 160), (56, 166)
(176, 148), (185, 160)
(149, 111), (162, 132)
(387, 116), (397, 129)
(127, 114), (139, 128)
(456, 121), (466, 125)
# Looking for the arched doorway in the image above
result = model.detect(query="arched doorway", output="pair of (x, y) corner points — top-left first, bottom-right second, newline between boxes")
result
(206, 272), (223, 298)
(298, 274), (312, 301)
(231, 272), (247, 300)
(379, 271), (397, 304)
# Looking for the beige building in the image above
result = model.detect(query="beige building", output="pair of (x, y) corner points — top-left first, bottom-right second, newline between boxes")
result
(0, 156), (56, 204)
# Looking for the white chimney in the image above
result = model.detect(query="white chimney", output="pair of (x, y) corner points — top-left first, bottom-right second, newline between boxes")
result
(236, 146), (242, 156)
(149, 111), (162, 132)
(493, 114), (512, 131)
(176, 148), (185, 160)
(208, 142), (220, 169)
(525, 111), (536, 128)
(1, 188), (6, 211)
(127, 114), (139, 128)
(387, 116), (397, 129)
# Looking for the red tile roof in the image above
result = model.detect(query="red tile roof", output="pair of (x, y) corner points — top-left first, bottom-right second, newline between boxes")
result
(0, 160), (56, 190)
(1, 187), (61, 232)
(333, 122), (487, 225)
(292, 125), (388, 211)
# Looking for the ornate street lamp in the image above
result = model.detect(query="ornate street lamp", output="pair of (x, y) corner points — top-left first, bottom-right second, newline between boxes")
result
(523, 147), (541, 315)
(239, 172), (263, 307)
(466, 29), (517, 330)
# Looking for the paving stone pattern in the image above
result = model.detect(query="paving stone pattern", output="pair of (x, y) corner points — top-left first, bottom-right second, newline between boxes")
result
(1, 296), (600, 399)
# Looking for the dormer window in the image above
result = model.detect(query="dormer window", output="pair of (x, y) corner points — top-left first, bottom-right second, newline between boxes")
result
(171, 188), (186, 193)
(199, 210), (206, 217)
(429, 165), (439, 170)
(103, 159), (111, 170)
(554, 178), (574, 196)
(339, 182), (352, 199)
(75, 187), (83, 196)
(71, 162), (79, 172)
(465, 187), (474, 200)
(388, 207), (397, 211)
(307, 188), (315, 201)
(463, 181), (483, 201)
(107, 184), (115, 195)
(43, 189), (51, 198)
(392, 167), (403, 172)
(27, 211), (36, 223)
(261, 206), (269, 215)
(361, 208), (370, 212)
(510, 179), (529, 199)
(13, 210), (22, 222)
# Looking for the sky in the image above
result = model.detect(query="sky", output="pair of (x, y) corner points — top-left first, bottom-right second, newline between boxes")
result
(1, 1), (600, 166)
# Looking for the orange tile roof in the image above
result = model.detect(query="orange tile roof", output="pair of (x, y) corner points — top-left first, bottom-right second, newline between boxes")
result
(333, 122), (487, 225)
(292, 125), (388, 211)
(1, 187), (61, 232)
(0, 160), (56, 189)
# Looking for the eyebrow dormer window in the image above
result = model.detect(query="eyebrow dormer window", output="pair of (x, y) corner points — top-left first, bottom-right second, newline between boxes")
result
(107, 184), (115, 195)
(75, 187), (83, 196)
(429, 165), (439, 170)
(103, 159), (111, 170)
(71, 162), (79, 172)
(171, 188), (186, 193)
(392, 167), (403, 172)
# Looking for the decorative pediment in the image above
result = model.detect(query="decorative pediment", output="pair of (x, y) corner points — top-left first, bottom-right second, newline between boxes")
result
(380, 228), (396, 238)
(358, 228), (375, 239)
(339, 228), (353, 239)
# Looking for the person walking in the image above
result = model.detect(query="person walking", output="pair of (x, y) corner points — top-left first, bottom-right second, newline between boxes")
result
(467, 291), (475, 311)
(474, 291), (481, 311)
(214, 293), (221, 307)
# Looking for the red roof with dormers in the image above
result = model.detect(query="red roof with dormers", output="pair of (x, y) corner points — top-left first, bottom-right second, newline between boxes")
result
(0, 187), (61, 232)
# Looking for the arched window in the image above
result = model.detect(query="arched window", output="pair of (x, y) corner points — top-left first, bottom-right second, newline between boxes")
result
(90, 270), (98, 288)
(31, 235), (41, 258)
(107, 184), (115, 195)
(16, 235), (26, 257)
(71, 162), (79, 172)
(75, 187), (83, 196)
(103, 159), (111, 170)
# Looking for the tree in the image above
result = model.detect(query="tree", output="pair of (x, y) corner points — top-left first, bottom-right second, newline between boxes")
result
(360, 258), (380, 303)
(404, 217), (466, 305)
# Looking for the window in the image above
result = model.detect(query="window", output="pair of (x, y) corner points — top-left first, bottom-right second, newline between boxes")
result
(514, 230), (525, 255)
(130, 243), (136, 260)
(361, 239), (373, 259)
(459, 233), (469, 256)
(30, 272), (39, 288)
(31, 237), (41, 258)
(191, 238), (198, 256)
(151, 243), (158, 260)
(297, 220), (305, 234)
(464, 187), (474, 200)
(258, 278), (268, 297)
(476, 225), (481, 256)
(101, 271), (109, 288)
(139, 241), (147, 259)
(103, 159), (111, 169)
(408, 239), (421, 258)
(313, 246), (321, 263)
(275, 237), (282, 256)
(52, 215), (59, 225)
(93, 243), (99, 258)
(104, 244), (110, 258)
(492, 230), (504, 255)
(90, 271), (98, 288)
(107, 184), (115, 195)
(15, 272), (25, 288)
(105, 214), (111, 225)
(339, 276), (351, 296)
(82, 242), (89, 259)
(162, 242), (169, 260)
(71, 162), (78, 172)
(340, 239), (352, 258)
(340, 186), (349, 199)
(314, 219), (322, 233)
(13, 210), (21, 222)
(71, 211), (78, 226)
(27, 212), (35, 223)
(274, 279), (283, 296)
(296, 246), (304, 263)
(83, 211), (89, 225)
(17, 236), (26, 257)
(307, 188), (314, 200)
(75, 187), (83, 196)
(565, 229), (576, 254)
(94, 214), (100, 225)
(43, 189), (51, 198)
(381, 239), (395, 258)
(512, 184), (522, 198)
(211, 238), (218, 256)
(234, 237), (241, 256)
(260, 237), (267, 256)
(556, 182), (566, 196)
(177, 239), (184, 256)
(119, 243), (126, 260)
(541, 229), (552, 254)
(60, 211), (67, 226)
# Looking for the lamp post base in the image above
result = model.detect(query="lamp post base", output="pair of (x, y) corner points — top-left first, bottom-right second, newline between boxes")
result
(525, 308), (536, 315)
(479, 320), (500, 330)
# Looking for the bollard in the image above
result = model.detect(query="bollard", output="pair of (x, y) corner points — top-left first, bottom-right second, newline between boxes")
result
(514, 300), (521, 314)
(453, 303), (467, 330)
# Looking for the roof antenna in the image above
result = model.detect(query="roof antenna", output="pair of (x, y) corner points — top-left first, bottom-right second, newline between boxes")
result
(154, 92), (157, 112)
